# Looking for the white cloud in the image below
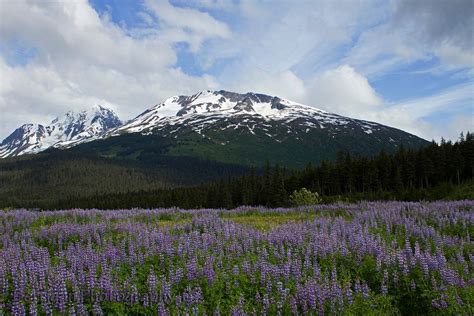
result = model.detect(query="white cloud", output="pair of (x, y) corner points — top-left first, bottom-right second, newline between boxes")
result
(0, 0), (176, 72)
(0, 0), (472, 143)
(207, 1), (387, 111)
(300, 66), (471, 142)
(436, 42), (474, 69)
(304, 65), (383, 117)
(447, 115), (474, 141)
(0, 0), (224, 139)
(225, 67), (306, 102)
(204, 0), (385, 78)
(301, 66), (473, 142)
(206, 0), (473, 142)
(174, 0), (238, 11)
(144, 0), (231, 52)
(344, 0), (474, 76)
(369, 83), (474, 141)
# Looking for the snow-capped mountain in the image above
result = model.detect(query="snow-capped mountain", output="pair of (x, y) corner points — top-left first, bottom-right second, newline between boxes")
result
(0, 105), (121, 158)
(99, 89), (427, 167)
(114, 90), (347, 135)
(112, 90), (414, 141)
(0, 90), (427, 164)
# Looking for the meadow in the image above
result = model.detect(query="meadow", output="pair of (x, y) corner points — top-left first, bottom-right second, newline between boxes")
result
(0, 201), (473, 315)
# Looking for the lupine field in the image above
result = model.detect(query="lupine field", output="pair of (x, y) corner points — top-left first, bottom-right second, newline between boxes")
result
(0, 202), (473, 315)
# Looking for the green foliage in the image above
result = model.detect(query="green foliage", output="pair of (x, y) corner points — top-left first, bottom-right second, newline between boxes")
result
(0, 132), (472, 209)
(222, 211), (318, 231)
(164, 119), (428, 168)
(289, 187), (322, 206)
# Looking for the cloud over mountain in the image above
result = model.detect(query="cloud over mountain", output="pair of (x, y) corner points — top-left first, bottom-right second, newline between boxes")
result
(0, 0), (472, 142)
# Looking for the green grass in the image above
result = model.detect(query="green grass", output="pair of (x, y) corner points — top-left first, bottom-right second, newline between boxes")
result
(220, 208), (353, 231)
(223, 213), (318, 231)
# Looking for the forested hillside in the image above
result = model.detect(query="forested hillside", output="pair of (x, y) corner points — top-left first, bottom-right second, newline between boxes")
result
(0, 135), (250, 208)
(4, 133), (471, 209)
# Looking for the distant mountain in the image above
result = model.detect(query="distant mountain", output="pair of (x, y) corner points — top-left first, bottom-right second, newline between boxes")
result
(106, 90), (428, 166)
(0, 90), (432, 208)
(0, 90), (428, 166)
(0, 105), (121, 158)
(113, 90), (390, 135)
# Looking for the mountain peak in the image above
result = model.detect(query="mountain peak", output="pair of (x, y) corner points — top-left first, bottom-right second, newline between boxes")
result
(91, 104), (105, 110)
(0, 105), (121, 158)
(1, 90), (428, 160)
(103, 89), (427, 167)
(114, 90), (331, 135)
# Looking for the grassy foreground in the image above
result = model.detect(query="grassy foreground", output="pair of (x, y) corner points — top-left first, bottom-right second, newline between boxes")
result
(0, 202), (473, 315)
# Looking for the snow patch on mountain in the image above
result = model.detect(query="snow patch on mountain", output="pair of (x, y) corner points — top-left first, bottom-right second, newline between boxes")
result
(111, 90), (378, 139)
(0, 105), (121, 158)
(1, 90), (421, 159)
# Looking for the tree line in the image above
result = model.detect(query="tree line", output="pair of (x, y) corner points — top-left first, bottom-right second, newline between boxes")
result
(52, 132), (473, 210)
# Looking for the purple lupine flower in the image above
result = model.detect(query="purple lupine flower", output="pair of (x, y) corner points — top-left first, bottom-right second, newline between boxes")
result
(381, 269), (389, 295)
(262, 294), (270, 313)
(157, 301), (167, 316)
(392, 270), (399, 285)
(361, 282), (370, 299)
(29, 288), (38, 316)
(289, 295), (298, 315)
(232, 265), (239, 276)
(92, 302), (103, 316)
(420, 254), (429, 277)
(175, 294), (182, 309)
(307, 283), (317, 310)
(0, 201), (472, 314)
(161, 278), (171, 304)
(455, 294), (464, 306)
(147, 269), (157, 304)
(345, 286), (353, 305)
(186, 257), (198, 281)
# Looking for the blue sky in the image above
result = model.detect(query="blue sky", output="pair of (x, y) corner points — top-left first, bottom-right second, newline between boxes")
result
(0, 0), (472, 141)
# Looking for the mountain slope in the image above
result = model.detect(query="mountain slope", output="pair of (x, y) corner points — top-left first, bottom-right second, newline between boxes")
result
(0, 105), (121, 158)
(0, 139), (250, 209)
(0, 90), (429, 167)
(113, 90), (381, 136)
(0, 90), (432, 208)
(107, 90), (428, 167)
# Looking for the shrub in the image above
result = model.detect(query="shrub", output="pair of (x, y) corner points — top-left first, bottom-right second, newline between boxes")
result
(289, 187), (322, 206)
